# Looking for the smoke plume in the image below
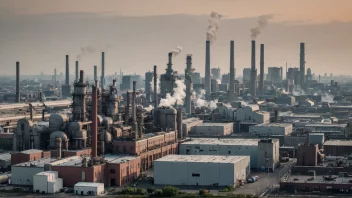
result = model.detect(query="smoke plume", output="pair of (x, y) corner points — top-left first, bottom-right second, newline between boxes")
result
(206, 11), (222, 43)
(76, 46), (96, 61)
(159, 79), (186, 107)
(171, 46), (183, 56)
(250, 15), (273, 39)
(322, 93), (334, 103)
(193, 89), (218, 110)
(150, 76), (160, 94)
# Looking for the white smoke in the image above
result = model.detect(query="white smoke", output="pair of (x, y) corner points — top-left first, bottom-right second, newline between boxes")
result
(250, 15), (273, 40)
(150, 76), (160, 94)
(159, 79), (186, 107)
(172, 46), (183, 56)
(206, 11), (222, 43)
(322, 93), (334, 103)
(193, 89), (218, 110)
(292, 88), (306, 96)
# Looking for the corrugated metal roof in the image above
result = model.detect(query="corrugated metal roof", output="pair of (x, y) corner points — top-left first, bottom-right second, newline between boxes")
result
(74, 182), (103, 188)
(324, 140), (352, 146)
(155, 155), (249, 164)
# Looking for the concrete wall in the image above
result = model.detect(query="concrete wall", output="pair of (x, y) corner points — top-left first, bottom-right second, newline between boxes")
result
(190, 124), (233, 136)
(33, 172), (63, 194)
(257, 140), (280, 170)
(154, 157), (250, 186)
(250, 124), (292, 136)
(11, 166), (44, 185)
(179, 144), (258, 168)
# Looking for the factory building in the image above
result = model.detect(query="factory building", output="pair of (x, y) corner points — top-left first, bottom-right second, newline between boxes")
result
(323, 140), (352, 157)
(211, 67), (221, 80)
(297, 144), (323, 166)
(179, 138), (279, 169)
(11, 149), (50, 165)
(267, 67), (283, 85)
(276, 96), (296, 106)
(182, 118), (203, 137)
(120, 75), (143, 91)
(190, 123), (233, 136)
(304, 124), (347, 138)
(33, 171), (63, 194)
(0, 153), (11, 171)
(160, 53), (178, 98)
(308, 133), (325, 149)
(243, 68), (251, 85)
(212, 103), (236, 122)
(257, 139), (280, 171)
(154, 155), (250, 187)
(74, 182), (105, 196)
(236, 105), (270, 124)
(249, 123), (293, 136)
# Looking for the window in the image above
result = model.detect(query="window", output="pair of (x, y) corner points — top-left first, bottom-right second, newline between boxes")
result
(110, 169), (116, 174)
(228, 151), (231, 154)
(192, 173), (200, 177)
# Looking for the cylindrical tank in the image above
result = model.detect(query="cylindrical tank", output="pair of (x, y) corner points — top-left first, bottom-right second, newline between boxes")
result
(0, 174), (10, 184)
(67, 122), (83, 139)
(74, 130), (87, 139)
(99, 131), (112, 144)
(15, 118), (34, 151)
(165, 107), (177, 131)
(97, 115), (103, 126)
(102, 117), (113, 129)
(56, 138), (62, 159)
(49, 131), (68, 148)
(49, 114), (69, 132)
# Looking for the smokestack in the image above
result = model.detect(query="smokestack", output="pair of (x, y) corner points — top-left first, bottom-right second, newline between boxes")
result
(205, 40), (211, 96)
(56, 138), (62, 159)
(94, 65), (97, 82)
(80, 70), (84, 83)
(153, 65), (158, 108)
(101, 52), (105, 88)
(65, 55), (69, 85)
(250, 40), (257, 96)
(228, 40), (235, 101)
(16, 61), (20, 103)
(185, 55), (192, 114)
(132, 81), (136, 122)
(75, 61), (79, 83)
(91, 85), (98, 157)
(274, 109), (279, 122)
(166, 52), (173, 74)
(300, 43), (305, 88)
(54, 68), (57, 88)
(319, 74), (321, 83)
(259, 44), (265, 95)
(177, 108), (182, 140)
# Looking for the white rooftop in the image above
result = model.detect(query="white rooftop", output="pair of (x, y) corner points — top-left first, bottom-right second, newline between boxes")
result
(104, 154), (139, 164)
(181, 138), (259, 146)
(253, 123), (292, 127)
(0, 153), (11, 161)
(21, 149), (43, 154)
(195, 123), (233, 127)
(74, 182), (103, 188)
(155, 155), (249, 164)
(36, 171), (58, 176)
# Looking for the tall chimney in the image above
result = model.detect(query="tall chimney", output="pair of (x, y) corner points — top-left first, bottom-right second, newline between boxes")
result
(101, 52), (105, 88)
(153, 65), (158, 108)
(56, 138), (62, 159)
(185, 55), (193, 114)
(80, 70), (84, 83)
(259, 44), (265, 95)
(250, 40), (257, 96)
(132, 81), (137, 123)
(94, 65), (97, 82)
(205, 40), (211, 96)
(16, 61), (20, 103)
(65, 55), (69, 85)
(91, 85), (98, 157)
(300, 43), (305, 88)
(177, 108), (183, 140)
(166, 52), (173, 74)
(54, 68), (57, 88)
(75, 61), (79, 83)
(228, 40), (236, 101)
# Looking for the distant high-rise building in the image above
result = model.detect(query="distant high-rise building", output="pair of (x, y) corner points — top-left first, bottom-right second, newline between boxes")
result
(268, 67), (283, 84)
(243, 68), (251, 84)
(222, 73), (230, 84)
(120, 75), (143, 91)
(211, 67), (221, 80)
(192, 72), (201, 84)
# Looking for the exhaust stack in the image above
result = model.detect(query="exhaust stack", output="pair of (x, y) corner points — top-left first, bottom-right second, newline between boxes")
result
(101, 52), (105, 88)
(250, 40), (257, 96)
(91, 85), (98, 157)
(259, 44), (265, 95)
(94, 65), (97, 82)
(75, 61), (79, 83)
(228, 41), (235, 101)
(56, 138), (62, 159)
(205, 40), (211, 96)
(16, 61), (20, 103)
(65, 55), (69, 85)
(132, 81), (137, 122)
(153, 65), (158, 108)
(300, 43), (305, 87)
(185, 55), (193, 114)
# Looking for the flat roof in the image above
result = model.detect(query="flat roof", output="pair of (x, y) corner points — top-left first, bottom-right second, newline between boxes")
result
(195, 123), (233, 127)
(74, 182), (103, 187)
(285, 175), (351, 184)
(13, 157), (56, 167)
(0, 153), (11, 161)
(305, 124), (347, 127)
(36, 171), (57, 176)
(155, 155), (249, 164)
(50, 156), (90, 167)
(253, 123), (292, 127)
(104, 154), (139, 164)
(182, 118), (202, 124)
(181, 138), (259, 146)
(324, 140), (352, 146)
(20, 149), (43, 154)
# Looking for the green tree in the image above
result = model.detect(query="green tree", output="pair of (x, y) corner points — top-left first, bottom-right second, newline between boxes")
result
(162, 186), (179, 197)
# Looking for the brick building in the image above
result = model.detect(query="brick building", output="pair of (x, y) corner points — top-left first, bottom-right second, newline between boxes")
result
(11, 149), (50, 165)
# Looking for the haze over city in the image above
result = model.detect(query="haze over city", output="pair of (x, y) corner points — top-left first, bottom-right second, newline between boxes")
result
(0, 0), (351, 75)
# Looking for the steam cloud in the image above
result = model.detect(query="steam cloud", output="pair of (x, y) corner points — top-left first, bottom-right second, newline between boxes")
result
(76, 45), (113, 61)
(150, 76), (160, 94)
(206, 11), (222, 43)
(159, 79), (186, 107)
(193, 89), (218, 110)
(172, 46), (183, 56)
(250, 15), (273, 39)
(322, 93), (334, 103)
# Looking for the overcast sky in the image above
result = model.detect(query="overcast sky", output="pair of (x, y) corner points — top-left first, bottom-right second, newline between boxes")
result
(0, 0), (351, 76)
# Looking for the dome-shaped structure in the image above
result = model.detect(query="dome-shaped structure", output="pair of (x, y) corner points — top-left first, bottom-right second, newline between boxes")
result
(99, 131), (112, 144)
(73, 129), (87, 139)
(67, 122), (83, 139)
(102, 117), (113, 129)
(49, 131), (68, 148)
(49, 114), (69, 132)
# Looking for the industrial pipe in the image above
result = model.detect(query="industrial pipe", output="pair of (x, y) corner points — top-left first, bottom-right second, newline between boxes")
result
(91, 85), (98, 157)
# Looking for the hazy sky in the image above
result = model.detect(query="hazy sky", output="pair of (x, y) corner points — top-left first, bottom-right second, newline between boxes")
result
(0, 0), (351, 76)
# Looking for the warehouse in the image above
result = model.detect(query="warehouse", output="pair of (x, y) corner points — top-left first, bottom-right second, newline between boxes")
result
(179, 138), (259, 168)
(190, 123), (233, 136)
(182, 118), (203, 137)
(249, 123), (293, 136)
(235, 105), (270, 124)
(257, 139), (280, 171)
(308, 133), (325, 149)
(33, 171), (63, 194)
(74, 182), (104, 196)
(154, 155), (250, 187)
(323, 140), (352, 156)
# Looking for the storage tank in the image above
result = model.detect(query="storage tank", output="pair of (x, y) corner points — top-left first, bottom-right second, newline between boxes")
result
(97, 115), (103, 126)
(67, 122), (83, 139)
(49, 114), (69, 132)
(0, 174), (10, 184)
(15, 118), (34, 151)
(165, 107), (177, 131)
(49, 131), (68, 149)
(99, 131), (112, 144)
(32, 122), (49, 149)
(103, 117), (113, 129)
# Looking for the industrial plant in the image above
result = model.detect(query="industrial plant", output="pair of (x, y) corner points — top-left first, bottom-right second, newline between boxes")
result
(0, 5), (351, 198)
